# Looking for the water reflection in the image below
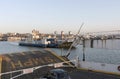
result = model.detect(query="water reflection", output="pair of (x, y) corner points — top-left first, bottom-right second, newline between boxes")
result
(85, 39), (120, 50)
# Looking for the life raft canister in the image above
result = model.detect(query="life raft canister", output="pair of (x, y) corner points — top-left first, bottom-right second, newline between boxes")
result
(117, 66), (120, 71)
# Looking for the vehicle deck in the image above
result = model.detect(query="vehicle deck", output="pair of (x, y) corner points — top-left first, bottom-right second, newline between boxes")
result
(0, 49), (120, 79)
(68, 68), (120, 79)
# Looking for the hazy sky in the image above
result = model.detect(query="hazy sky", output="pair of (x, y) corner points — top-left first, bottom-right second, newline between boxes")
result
(0, 0), (120, 34)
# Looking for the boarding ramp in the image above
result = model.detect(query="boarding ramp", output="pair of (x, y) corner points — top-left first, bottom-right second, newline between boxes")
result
(0, 49), (74, 79)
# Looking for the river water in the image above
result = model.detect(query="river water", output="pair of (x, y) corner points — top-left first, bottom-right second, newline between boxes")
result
(0, 39), (120, 65)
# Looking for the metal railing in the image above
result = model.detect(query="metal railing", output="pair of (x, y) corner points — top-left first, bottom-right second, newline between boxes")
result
(0, 60), (76, 79)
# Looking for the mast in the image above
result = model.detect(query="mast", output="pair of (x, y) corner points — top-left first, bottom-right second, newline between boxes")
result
(66, 23), (84, 57)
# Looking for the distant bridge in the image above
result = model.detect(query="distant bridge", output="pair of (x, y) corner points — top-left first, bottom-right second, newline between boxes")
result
(81, 30), (120, 40)
(83, 30), (120, 36)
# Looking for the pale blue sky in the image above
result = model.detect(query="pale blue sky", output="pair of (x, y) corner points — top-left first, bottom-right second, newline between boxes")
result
(0, 0), (120, 33)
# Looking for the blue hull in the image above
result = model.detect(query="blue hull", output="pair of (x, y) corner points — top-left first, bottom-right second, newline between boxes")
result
(19, 42), (58, 48)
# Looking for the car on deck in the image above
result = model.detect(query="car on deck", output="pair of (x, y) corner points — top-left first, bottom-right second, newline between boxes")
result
(41, 69), (71, 79)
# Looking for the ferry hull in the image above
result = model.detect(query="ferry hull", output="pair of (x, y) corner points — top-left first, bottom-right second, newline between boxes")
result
(19, 42), (58, 48)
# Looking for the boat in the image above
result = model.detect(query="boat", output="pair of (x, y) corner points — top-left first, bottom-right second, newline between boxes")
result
(19, 38), (59, 48)
(58, 41), (75, 48)
(19, 38), (74, 48)
(0, 49), (120, 79)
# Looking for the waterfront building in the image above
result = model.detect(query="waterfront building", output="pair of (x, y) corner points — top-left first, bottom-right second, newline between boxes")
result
(7, 36), (22, 41)
(0, 33), (3, 36)
(32, 29), (40, 40)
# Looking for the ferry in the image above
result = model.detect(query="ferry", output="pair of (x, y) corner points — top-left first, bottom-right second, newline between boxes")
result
(0, 49), (120, 79)
(19, 38), (58, 48)
(19, 38), (74, 48)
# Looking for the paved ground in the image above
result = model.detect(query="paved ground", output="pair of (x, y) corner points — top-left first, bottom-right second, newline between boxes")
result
(69, 69), (120, 79)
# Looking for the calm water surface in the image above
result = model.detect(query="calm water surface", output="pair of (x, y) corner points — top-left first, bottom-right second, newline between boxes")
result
(0, 39), (120, 65)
